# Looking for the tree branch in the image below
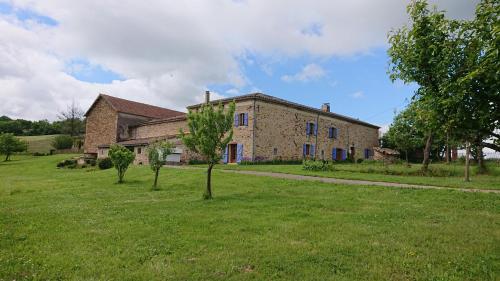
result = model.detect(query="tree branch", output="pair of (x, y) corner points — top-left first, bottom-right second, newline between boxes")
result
(482, 142), (500, 152)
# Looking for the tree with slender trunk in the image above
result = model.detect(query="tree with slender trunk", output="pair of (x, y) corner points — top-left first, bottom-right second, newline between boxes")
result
(464, 141), (471, 182)
(147, 141), (174, 190)
(58, 100), (85, 137)
(108, 144), (135, 183)
(180, 101), (235, 200)
(0, 133), (27, 161)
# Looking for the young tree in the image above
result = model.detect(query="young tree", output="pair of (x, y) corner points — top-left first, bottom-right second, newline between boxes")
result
(388, 0), (452, 171)
(147, 141), (174, 190)
(108, 145), (135, 183)
(0, 133), (27, 161)
(180, 101), (235, 200)
(58, 101), (85, 136)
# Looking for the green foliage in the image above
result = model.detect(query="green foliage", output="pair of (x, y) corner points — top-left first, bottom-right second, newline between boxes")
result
(98, 157), (113, 170)
(51, 135), (74, 150)
(0, 133), (27, 161)
(302, 160), (334, 171)
(108, 145), (135, 183)
(240, 159), (303, 165)
(56, 159), (77, 169)
(180, 101), (235, 199)
(0, 117), (62, 136)
(147, 141), (174, 189)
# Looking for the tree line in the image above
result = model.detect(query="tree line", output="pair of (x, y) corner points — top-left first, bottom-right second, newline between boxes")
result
(0, 102), (85, 137)
(385, 0), (498, 181)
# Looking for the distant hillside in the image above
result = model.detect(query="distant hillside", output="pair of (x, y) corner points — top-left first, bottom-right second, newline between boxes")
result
(18, 135), (60, 154)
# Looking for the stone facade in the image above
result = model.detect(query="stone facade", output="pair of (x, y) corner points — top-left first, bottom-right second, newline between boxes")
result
(84, 98), (118, 155)
(253, 101), (379, 162)
(86, 93), (380, 164)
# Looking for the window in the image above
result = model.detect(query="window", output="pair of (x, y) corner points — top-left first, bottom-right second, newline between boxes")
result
(364, 149), (371, 159)
(239, 113), (245, 126)
(234, 113), (249, 127)
(321, 150), (325, 160)
(273, 147), (278, 155)
(329, 127), (338, 139)
(306, 122), (317, 136)
(137, 147), (142, 154)
(303, 144), (315, 157)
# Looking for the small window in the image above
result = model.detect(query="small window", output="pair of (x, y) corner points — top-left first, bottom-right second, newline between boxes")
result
(321, 150), (324, 160)
(239, 113), (245, 126)
(137, 147), (142, 154)
(305, 144), (311, 156)
(273, 148), (278, 155)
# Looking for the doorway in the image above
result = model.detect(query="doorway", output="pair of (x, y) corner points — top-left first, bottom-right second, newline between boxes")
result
(229, 143), (237, 163)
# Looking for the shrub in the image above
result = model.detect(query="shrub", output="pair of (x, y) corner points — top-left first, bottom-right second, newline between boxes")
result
(98, 157), (113, 170)
(302, 160), (334, 171)
(33, 152), (47, 156)
(108, 145), (135, 183)
(241, 159), (303, 165)
(356, 158), (364, 164)
(188, 159), (208, 165)
(56, 158), (77, 169)
(86, 158), (97, 166)
(52, 135), (73, 150)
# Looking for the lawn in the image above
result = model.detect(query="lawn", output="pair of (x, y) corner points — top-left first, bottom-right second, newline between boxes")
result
(1, 155), (499, 280)
(18, 134), (60, 154)
(209, 162), (500, 190)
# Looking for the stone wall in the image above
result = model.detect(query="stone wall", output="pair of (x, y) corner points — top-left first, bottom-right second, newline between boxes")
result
(134, 119), (188, 139)
(84, 98), (118, 155)
(230, 100), (255, 162)
(253, 100), (379, 161)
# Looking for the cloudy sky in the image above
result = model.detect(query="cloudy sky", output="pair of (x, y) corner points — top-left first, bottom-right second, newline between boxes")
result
(0, 0), (478, 127)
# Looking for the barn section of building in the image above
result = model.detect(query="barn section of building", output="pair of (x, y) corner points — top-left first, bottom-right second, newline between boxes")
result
(84, 92), (380, 164)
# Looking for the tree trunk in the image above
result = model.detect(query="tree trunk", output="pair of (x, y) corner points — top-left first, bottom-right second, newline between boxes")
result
(405, 150), (409, 167)
(476, 143), (486, 174)
(4, 153), (9, 161)
(421, 133), (433, 172)
(464, 141), (470, 182)
(205, 164), (214, 199)
(153, 168), (160, 189)
(445, 132), (450, 164)
(118, 169), (124, 183)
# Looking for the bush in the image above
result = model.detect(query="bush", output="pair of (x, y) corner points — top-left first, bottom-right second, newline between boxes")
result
(302, 160), (334, 171)
(33, 152), (47, 156)
(356, 158), (364, 164)
(98, 157), (113, 170)
(109, 145), (135, 183)
(56, 158), (77, 169)
(188, 159), (208, 165)
(52, 135), (73, 150)
(86, 158), (97, 166)
(241, 159), (303, 165)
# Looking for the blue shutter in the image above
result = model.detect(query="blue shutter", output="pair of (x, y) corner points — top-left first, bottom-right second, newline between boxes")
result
(236, 144), (243, 163)
(342, 149), (347, 160)
(306, 122), (310, 136)
(223, 146), (228, 163)
(314, 123), (318, 136)
(234, 114), (239, 127)
(303, 144), (307, 157)
(328, 128), (332, 138)
(311, 145), (315, 158)
(332, 147), (337, 160)
(244, 113), (248, 126)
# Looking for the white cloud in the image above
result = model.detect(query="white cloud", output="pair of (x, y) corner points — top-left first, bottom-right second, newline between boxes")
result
(351, 91), (365, 99)
(0, 0), (479, 120)
(281, 63), (326, 83)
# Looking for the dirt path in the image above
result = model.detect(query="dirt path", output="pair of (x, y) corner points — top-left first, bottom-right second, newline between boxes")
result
(171, 166), (500, 194)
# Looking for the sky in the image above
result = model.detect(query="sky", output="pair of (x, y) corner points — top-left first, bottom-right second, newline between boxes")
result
(0, 0), (479, 131)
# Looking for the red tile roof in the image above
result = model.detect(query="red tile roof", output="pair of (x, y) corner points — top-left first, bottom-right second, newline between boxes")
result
(85, 94), (185, 119)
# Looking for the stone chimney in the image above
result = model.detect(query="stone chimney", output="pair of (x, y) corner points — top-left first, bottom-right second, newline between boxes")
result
(205, 90), (210, 104)
(321, 103), (330, 112)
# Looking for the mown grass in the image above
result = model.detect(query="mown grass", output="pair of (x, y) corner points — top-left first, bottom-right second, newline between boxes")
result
(209, 162), (500, 190)
(1, 155), (499, 280)
(18, 134), (60, 154)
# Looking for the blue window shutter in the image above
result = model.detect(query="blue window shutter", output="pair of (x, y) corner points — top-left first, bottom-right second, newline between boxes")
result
(332, 147), (337, 160)
(244, 113), (248, 126)
(342, 149), (347, 160)
(329, 128), (333, 138)
(223, 146), (228, 163)
(306, 122), (310, 135)
(234, 114), (239, 127)
(237, 144), (243, 163)
(311, 145), (315, 158)
(303, 144), (306, 157)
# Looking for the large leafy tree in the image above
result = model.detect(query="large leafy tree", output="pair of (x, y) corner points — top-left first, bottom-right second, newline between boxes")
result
(147, 141), (174, 190)
(0, 133), (27, 161)
(388, 0), (452, 171)
(385, 105), (423, 165)
(180, 102), (235, 200)
(108, 145), (135, 183)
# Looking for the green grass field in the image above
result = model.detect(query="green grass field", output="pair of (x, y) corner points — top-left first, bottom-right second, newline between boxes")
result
(209, 162), (500, 190)
(18, 134), (60, 154)
(1, 155), (499, 280)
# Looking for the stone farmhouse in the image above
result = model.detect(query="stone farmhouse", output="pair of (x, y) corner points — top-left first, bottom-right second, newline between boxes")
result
(84, 92), (379, 164)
